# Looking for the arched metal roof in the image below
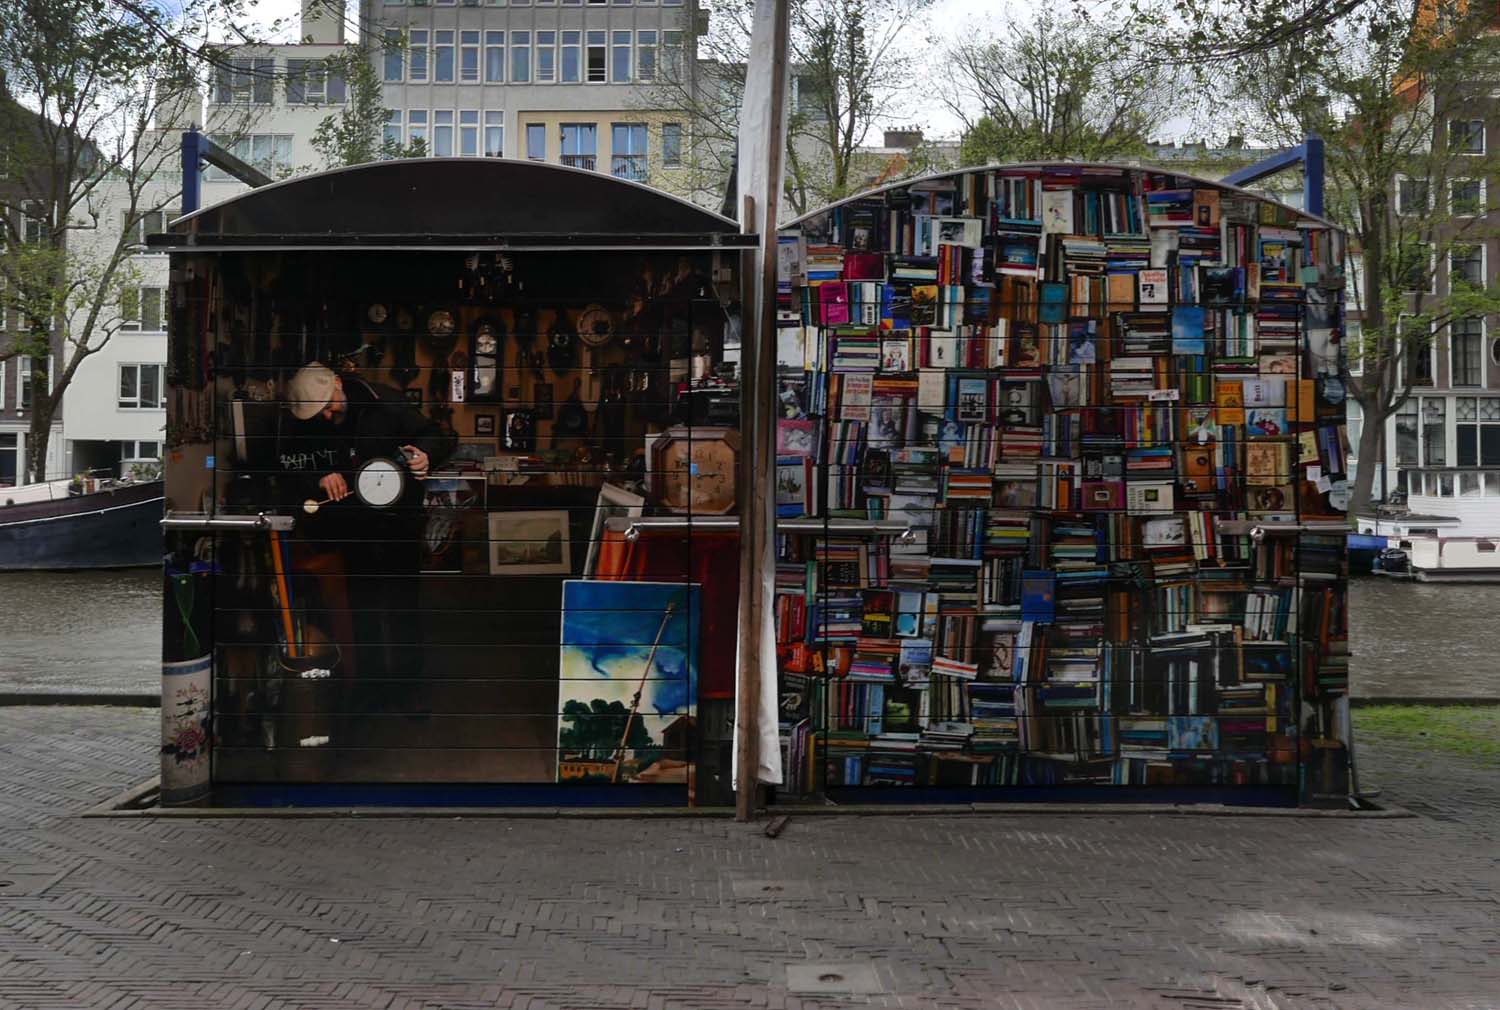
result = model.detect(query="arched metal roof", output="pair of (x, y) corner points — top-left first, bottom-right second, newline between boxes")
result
(782, 161), (1341, 232)
(150, 158), (754, 252)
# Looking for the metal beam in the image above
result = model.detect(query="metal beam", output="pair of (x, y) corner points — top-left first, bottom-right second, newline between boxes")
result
(1219, 132), (1326, 217)
(179, 128), (274, 215)
(1221, 143), (1308, 188)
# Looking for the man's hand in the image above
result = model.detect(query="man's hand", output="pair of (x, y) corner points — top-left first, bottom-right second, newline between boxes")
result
(318, 472), (350, 501)
(402, 445), (430, 478)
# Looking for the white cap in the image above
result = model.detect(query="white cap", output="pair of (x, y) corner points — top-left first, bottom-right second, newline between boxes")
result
(286, 362), (336, 420)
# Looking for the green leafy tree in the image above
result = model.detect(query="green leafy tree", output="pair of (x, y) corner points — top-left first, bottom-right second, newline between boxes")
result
(1211, 0), (1500, 514)
(558, 699), (657, 763)
(943, 9), (1177, 166)
(308, 41), (427, 169)
(0, 0), (215, 483)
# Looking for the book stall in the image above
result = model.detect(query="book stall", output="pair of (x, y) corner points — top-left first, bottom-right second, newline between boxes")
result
(771, 165), (1352, 805)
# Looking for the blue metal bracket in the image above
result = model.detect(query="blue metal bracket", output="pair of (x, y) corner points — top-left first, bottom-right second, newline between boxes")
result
(179, 128), (275, 214)
(1220, 133), (1324, 217)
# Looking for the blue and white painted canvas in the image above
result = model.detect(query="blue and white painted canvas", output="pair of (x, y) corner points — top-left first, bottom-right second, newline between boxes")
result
(557, 580), (700, 784)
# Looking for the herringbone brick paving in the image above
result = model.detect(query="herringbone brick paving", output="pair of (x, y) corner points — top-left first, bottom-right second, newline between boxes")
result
(0, 707), (1497, 1010)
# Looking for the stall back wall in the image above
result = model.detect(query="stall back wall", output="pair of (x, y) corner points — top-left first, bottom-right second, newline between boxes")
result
(771, 165), (1351, 804)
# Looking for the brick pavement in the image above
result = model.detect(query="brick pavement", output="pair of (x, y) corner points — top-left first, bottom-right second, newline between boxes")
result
(1, 706), (1497, 1010)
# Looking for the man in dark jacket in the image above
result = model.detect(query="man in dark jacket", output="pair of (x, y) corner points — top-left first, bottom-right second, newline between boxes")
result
(281, 362), (456, 710)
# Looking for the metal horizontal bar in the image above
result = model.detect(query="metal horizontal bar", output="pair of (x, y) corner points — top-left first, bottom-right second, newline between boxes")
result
(1220, 144), (1306, 188)
(162, 512), (295, 532)
(613, 516), (914, 542)
(1214, 518), (1349, 538)
(144, 232), (759, 251)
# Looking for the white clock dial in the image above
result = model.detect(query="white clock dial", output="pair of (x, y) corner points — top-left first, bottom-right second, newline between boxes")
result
(356, 457), (404, 508)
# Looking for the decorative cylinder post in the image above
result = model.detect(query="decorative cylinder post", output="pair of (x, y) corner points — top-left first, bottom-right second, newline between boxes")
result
(161, 534), (213, 805)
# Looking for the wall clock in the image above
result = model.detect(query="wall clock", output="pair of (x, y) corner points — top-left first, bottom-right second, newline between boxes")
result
(469, 317), (502, 401)
(576, 304), (614, 348)
(355, 457), (406, 508)
(648, 426), (740, 514)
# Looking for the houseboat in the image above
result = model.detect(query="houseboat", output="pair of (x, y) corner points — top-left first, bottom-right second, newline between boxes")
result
(1358, 468), (1500, 580)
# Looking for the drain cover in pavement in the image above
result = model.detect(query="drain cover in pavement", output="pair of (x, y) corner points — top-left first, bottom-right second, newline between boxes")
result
(786, 963), (884, 994)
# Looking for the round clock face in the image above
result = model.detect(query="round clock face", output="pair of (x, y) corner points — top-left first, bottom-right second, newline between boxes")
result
(660, 439), (736, 512)
(355, 457), (405, 508)
(577, 305), (614, 348)
(427, 309), (456, 339)
(367, 303), (388, 325)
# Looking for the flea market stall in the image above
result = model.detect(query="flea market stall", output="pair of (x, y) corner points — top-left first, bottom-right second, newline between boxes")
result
(770, 165), (1353, 805)
(155, 159), (754, 806)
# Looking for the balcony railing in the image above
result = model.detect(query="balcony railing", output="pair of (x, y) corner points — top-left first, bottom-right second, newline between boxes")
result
(610, 155), (647, 183)
(560, 154), (596, 171)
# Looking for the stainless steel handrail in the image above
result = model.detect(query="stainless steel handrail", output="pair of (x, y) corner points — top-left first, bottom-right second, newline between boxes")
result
(161, 512), (296, 532)
(614, 515), (914, 542)
(1214, 518), (1350, 541)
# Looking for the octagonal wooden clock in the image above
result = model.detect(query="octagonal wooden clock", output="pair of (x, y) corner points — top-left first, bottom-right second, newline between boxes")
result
(648, 425), (741, 514)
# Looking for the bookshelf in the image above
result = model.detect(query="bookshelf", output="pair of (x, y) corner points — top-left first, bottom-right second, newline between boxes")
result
(772, 165), (1351, 801)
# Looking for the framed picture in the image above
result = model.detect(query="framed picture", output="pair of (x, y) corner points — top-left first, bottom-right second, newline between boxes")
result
(474, 413), (496, 436)
(584, 482), (645, 577)
(488, 509), (571, 575)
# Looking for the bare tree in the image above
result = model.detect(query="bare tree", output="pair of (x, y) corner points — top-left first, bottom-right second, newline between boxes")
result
(646, 0), (934, 216)
(941, 8), (1178, 165)
(1217, 0), (1500, 515)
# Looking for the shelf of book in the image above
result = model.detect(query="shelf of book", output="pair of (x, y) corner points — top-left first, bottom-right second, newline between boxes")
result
(772, 164), (1352, 805)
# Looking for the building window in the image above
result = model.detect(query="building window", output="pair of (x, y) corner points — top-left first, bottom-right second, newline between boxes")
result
(587, 31), (607, 82)
(1458, 396), (1500, 466)
(526, 123), (546, 161)
(1396, 240), (1433, 293)
(486, 32), (505, 82)
(408, 110), (429, 151)
(561, 123), (597, 170)
(1450, 118), (1485, 154)
(434, 111), (455, 157)
(1402, 317), (1434, 387)
(636, 31), (657, 81)
(118, 364), (164, 410)
(205, 134), (293, 180)
(384, 110), (403, 154)
(1452, 178), (1484, 216)
(662, 122), (682, 167)
(485, 112), (504, 157)
(460, 30), (480, 82)
(511, 31), (531, 83)
(561, 31), (581, 82)
(286, 59), (345, 105)
(459, 111), (479, 156)
(612, 31), (632, 82)
(435, 30), (455, 82)
(1452, 317), (1483, 386)
(0, 433), (17, 487)
(121, 287), (166, 333)
(662, 30), (683, 81)
(1421, 397), (1447, 466)
(384, 30), (405, 82)
(1451, 243), (1485, 289)
(610, 123), (647, 181)
(536, 31), (556, 83)
(215, 57), (274, 105)
(19, 358), (34, 410)
(1395, 401), (1419, 467)
(410, 30), (429, 83)
(1346, 319), (1362, 375)
(124, 208), (172, 248)
(1396, 175), (1430, 216)
(1347, 401), (1363, 461)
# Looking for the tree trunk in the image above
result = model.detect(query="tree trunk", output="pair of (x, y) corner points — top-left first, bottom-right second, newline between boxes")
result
(24, 392), (56, 485)
(1349, 391), (1386, 518)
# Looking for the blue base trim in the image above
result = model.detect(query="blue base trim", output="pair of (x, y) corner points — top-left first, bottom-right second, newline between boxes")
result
(825, 786), (1298, 807)
(210, 783), (690, 808)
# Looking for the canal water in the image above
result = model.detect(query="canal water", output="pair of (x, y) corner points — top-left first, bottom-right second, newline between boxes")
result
(0, 570), (1496, 698)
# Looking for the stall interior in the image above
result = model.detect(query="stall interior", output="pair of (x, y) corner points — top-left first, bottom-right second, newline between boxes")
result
(167, 248), (744, 798)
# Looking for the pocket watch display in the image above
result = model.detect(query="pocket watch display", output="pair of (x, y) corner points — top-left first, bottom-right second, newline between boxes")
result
(576, 304), (614, 348)
(426, 308), (456, 341)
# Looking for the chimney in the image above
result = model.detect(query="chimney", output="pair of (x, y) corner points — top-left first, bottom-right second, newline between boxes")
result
(301, 0), (345, 45)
